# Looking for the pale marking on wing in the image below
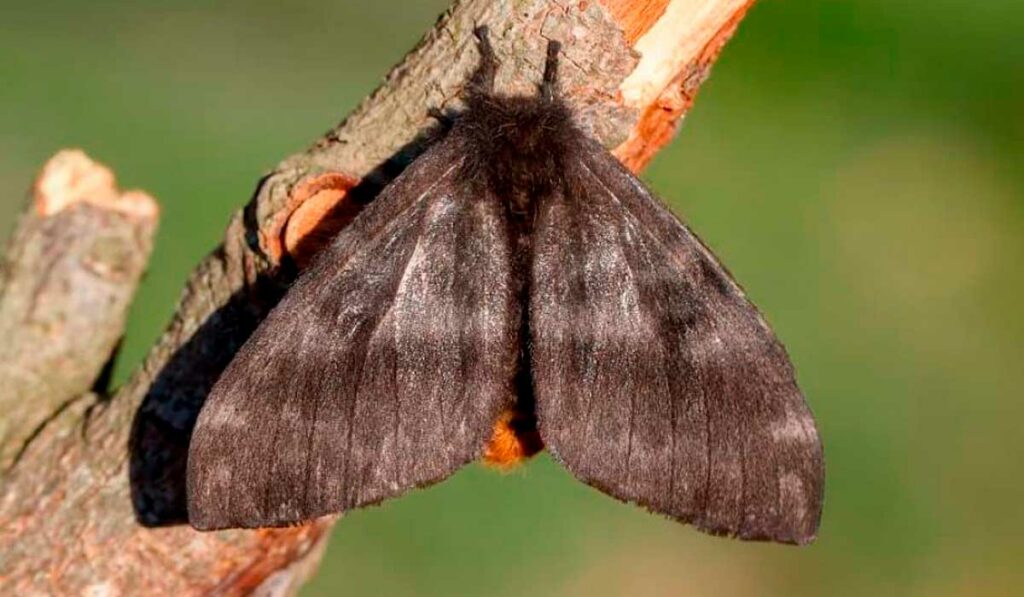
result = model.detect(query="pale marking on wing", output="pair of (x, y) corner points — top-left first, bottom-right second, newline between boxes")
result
(779, 472), (808, 522)
(379, 198), (443, 496)
(607, 162), (785, 345)
(770, 407), (816, 443)
(323, 157), (463, 276)
(575, 161), (676, 500)
(337, 162), (462, 507)
(576, 159), (734, 524)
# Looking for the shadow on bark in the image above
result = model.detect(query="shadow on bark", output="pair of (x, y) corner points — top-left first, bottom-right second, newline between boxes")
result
(129, 274), (289, 526)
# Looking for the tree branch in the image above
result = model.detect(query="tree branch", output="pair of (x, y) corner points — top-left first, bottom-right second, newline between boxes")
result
(0, 1), (757, 594)
(0, 150), (157, 469)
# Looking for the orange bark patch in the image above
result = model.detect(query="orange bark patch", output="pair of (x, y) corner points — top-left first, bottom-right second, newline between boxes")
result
(614, 70), (694, 172)
(262, 172), (360, 267)
(222, 522), (333, 594)
(597, 0), (672, 44)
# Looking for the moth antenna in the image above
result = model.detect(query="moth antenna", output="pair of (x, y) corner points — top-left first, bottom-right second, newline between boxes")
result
(470, 26), (497, 93)
(541, 40), (561, 100)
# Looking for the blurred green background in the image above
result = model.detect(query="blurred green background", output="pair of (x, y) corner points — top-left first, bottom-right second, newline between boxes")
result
(2, 1), (1022, 595)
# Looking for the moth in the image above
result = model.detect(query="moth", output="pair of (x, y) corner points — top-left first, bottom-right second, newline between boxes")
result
(187, 29), (825, 544)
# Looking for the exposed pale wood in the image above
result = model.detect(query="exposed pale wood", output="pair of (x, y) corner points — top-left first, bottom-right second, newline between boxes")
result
(0, 1), (757, 594)
(613, 0), (756, 169)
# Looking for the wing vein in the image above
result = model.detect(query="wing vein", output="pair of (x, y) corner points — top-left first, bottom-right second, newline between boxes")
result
(576, 199), (598, 477)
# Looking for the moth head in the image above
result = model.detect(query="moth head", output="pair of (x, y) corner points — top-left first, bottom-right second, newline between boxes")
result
(454, 29), (579, 204)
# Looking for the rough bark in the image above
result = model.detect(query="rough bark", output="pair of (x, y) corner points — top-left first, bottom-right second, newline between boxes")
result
(0, 0), (757, 594)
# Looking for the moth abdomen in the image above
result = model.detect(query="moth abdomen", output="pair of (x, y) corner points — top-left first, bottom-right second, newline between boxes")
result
(482, 406), (543, 468)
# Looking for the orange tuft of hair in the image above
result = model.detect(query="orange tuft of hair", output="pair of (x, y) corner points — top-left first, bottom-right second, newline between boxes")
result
(482, 408), (544, 469)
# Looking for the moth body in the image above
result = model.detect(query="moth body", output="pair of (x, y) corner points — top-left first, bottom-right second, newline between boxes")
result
(186, 28), (825, 545)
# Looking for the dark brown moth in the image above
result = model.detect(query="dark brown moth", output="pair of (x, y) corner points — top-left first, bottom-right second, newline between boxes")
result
(187, 29), (825, 544)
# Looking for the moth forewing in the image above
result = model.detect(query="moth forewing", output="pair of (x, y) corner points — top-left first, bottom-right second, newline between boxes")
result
(186, 138), (519, 530)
